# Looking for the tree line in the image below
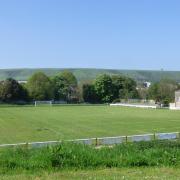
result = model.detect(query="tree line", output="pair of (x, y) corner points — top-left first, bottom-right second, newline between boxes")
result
(0, 71), (179, 105)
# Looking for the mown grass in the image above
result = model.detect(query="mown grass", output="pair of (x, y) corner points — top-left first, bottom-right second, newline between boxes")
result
(0, 106), (180, 144)
(1, 140), (180, 174)
(1, 167), (180, 179)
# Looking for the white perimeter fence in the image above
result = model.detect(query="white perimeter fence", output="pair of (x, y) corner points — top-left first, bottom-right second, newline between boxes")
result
(110, 103), (157, 109)
(0, 132), (179, 148)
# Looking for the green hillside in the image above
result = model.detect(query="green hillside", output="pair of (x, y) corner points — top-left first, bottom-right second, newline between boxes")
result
(0, 68), (180, 83)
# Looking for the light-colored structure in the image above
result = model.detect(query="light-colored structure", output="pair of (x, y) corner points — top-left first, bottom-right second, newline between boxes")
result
(110, 103), (157, 109)
(143, 81), (151, 88)
(169, 90), (180, 110)
(175, 90), (180, 107)
(18, 80), (27, 84)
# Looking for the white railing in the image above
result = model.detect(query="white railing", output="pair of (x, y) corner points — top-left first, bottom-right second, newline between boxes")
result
(110, 103), (157, 109)
(0, 132), (179, 148)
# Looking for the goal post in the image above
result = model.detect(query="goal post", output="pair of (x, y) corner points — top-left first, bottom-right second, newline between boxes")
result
(34, 100), (53, 107)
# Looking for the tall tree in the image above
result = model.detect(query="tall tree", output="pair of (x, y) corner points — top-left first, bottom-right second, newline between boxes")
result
(94, 74), (113, 103)
(0, 78), (28, 102)
(60, 71), (77, 87)
(137, 88), (149, 100)
(148, 79), (179, 105)
(121, 77), (139, 99)
(112, 75), (139, 100)
(82, 84), (98, 103)
(27, 72), (53, 100)
(111, 75), (127, 99)
(52, 71), (78, 102)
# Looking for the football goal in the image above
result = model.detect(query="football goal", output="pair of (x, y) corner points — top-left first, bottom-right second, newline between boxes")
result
(34, 101), (53, 107)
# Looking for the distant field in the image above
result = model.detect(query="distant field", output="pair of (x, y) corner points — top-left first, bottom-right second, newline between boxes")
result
(0, 105), (180, 144)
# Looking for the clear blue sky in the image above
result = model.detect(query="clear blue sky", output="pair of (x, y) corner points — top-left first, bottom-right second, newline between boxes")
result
(0, 0), (180, 70)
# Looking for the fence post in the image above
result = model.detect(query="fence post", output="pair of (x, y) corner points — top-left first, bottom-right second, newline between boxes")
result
(95, 138), (98, 146)
(126, 136), (128, 143)
(153, 133), (156, 140)
(25, 142), (28, 149)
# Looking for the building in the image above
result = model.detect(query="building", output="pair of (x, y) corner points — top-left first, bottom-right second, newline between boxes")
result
(18, 80), (27, 84)
(169, 90), (180, 110)
(175, 90), (180, 107)
(143, 81), (151, 88)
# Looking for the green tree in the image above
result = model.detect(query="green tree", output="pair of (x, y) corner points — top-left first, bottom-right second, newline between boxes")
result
(27, 72), (53, 100)
(120, 77), (139, 99)
(60, 71), (77, 87)
(82, 84), (98, 103)
(94, 74), (113, 103)
(0, 78), (28, 102)
(52, 71), (78, 102)
(111, 75), (138, 100)
(111, 75), (127, 100)
(148, 79), (178, 105)
(137, 88), (149, 100)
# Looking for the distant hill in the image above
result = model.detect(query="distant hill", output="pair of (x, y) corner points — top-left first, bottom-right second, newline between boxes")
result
(0, 68), (180, 83)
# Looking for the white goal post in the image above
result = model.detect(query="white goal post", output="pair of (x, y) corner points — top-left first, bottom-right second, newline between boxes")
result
(34, 101), (53, 107)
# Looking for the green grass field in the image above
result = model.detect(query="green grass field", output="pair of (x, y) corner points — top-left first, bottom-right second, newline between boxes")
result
(1, 105), (180, 179)
(0, 105), (180, 144)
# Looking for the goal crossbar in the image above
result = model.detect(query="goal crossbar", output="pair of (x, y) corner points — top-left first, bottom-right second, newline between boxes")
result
(34, 101), (53, 106)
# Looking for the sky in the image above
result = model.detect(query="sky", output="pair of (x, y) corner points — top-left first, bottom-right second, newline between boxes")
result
(0, 0), (180, 70)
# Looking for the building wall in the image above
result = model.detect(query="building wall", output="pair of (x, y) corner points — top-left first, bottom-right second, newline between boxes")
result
(175, 91), (180, 107)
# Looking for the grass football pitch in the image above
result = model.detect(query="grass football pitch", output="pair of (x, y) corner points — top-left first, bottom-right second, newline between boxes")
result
(0, 105), (180, 144)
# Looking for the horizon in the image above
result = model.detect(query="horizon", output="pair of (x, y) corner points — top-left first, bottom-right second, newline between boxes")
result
(0, 0), (180, 70)
(0, 67), (180, 72)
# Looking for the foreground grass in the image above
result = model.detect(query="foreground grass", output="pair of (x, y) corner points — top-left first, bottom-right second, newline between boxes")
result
(1, 168), (180, 179)
(1, 141), (180, 172)
(0, 106), (180, 144)
(1, 141), (180, 179)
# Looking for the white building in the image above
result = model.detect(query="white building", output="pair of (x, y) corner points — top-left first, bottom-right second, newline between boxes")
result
(18, 80), (27, 84)
(169, 90), (180, 110)
(143, 81), (151, 88)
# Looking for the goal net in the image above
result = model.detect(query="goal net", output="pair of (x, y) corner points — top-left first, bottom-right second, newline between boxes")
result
(34, 101), (53, 107)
